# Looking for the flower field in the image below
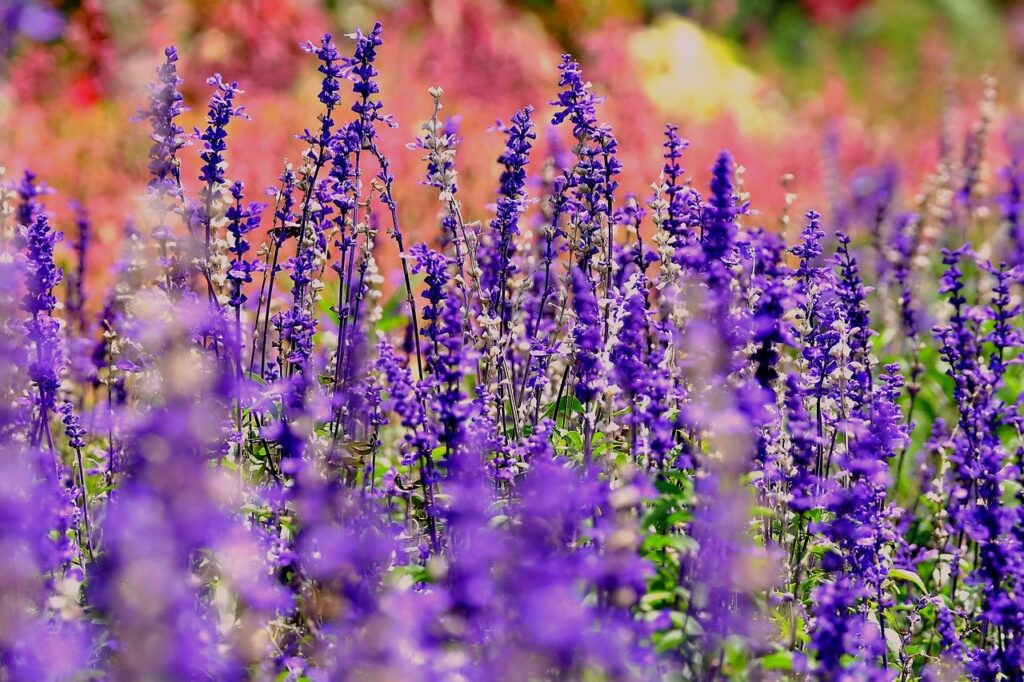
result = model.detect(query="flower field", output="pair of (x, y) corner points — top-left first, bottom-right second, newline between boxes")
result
(5, 2), (1024, 680)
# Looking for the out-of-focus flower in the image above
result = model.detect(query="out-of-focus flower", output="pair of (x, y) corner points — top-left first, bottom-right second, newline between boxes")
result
(1, 0), (64, 57)
(629, 16), (778, 136)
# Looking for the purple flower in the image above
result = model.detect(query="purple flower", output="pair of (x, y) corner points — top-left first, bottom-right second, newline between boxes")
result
(809, 576), (887, 679)
(791, 209), (826, 292)
(701, 150), (738, 287)
(611, 276), (649, 406)
(225, 181), (264, 311)
(342, 22), (393, 146)
(65, 201), (89, 334)
(834, 232), (873, 404)
(481, 106), (535, 322)
(749, 229), (793, 395)
(21, 214), (63, 422)
(889, 212), (920, 342)
(1, 0), (64, 57)
(297, 32), (344, 190)
(12, 28), (1023, 679)
(571, 267), (601, 405)
(550, 55), (609, 142)
(375, 339), (438, 546)
(660, 125), (698, 255)
(58, 401), (85, 449)
(410, 243), (451, 375)
(782, 374), (820, 513)
(14, 169), (48, 231)
(551, 56), (620, 288)
(300, 33), (343, 109)
(432, 294), (469, 460)
(1000, 125), (1024, 266)
(273, 309), (315, 369)
(197, 74), (246, 213)
(139, 46), (189, 195)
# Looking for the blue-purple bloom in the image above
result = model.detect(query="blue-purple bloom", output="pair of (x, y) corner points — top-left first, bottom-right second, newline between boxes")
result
(482, 105), (535, 321)
(198, 74), (246, 213)
(9, 25), (1024, 681)
(21, 214), (63, 422)
(140, 46), (189, 196)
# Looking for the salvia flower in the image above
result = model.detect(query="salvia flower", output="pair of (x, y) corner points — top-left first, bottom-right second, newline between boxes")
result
(342, 22), (394, 146)
(21, 214), (64, 420)
(224, 181), (263, 310)
(482, 105), (535, 322)
(8, 27), (1024, 681)
(550, 54), (609, 142)
(300, 32), (343, 116)
(701, 150), (738, 286)
(570, 266), (603, 441)
(140, 46), (189, 195)
(197, 74), (246, 211)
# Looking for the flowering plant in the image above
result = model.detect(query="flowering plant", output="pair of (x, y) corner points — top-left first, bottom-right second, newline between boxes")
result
(2, 21), (1024, 681)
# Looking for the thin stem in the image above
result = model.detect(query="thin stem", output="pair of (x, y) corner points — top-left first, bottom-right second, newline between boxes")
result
(74, 446), (95, 562)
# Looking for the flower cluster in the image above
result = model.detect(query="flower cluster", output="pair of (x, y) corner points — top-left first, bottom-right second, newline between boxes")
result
(6, 22), (1024, 682)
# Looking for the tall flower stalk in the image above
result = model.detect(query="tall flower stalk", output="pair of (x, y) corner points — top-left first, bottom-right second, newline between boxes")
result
(10, 25), (1024, 681)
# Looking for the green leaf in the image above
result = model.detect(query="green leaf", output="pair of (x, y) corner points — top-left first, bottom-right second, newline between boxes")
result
(760, 650), (794, 671)
(639, 590), (677, 609)
(562, 430), (583, 452)
(245, 371), (267, 386)
(1002, 479), (1022, 508)
(642, 534), (696, 555)
(889, 568), (927, 594)
(883, 624), (903, 656)
(543, 395), (584, 419)
(654, 629), (684, 654)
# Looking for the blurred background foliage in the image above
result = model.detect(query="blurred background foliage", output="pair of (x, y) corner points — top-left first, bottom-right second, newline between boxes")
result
(5, 0), (1022, 118)
(4, 0), (1024, 281)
